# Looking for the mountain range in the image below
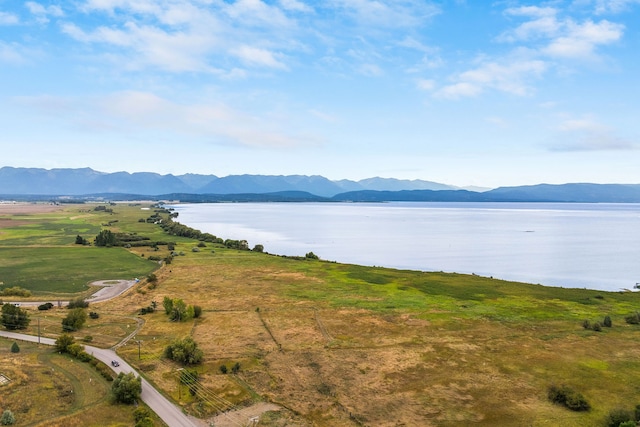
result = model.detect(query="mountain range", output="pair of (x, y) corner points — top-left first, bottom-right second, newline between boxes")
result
(1, 167), (640, 203)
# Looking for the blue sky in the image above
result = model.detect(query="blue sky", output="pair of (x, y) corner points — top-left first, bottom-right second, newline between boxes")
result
(1, 0), (639, 188)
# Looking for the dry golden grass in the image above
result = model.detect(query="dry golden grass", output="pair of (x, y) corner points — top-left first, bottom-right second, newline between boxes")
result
(6, 204), (640, 426)
(84, 249), (640, 427)
(0, 339), (143, 426)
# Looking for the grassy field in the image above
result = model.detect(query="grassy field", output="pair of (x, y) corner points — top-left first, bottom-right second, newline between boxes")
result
(0, 337), (161, 426)
(3, 203), (640, 426)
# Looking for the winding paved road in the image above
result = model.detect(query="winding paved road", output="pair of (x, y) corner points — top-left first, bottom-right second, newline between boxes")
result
(0, 328), (198, 426)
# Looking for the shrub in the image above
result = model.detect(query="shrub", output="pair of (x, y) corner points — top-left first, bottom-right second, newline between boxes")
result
(582, 319), (591, 330)
(605, 408), (635, 427)
(625, 312), (640, 325)
(83, 335), (93, 342)
(193, 305), (202, 318)
(231, 362), (241, 374)
(592, 322), (602, 332)
(191, 247), (200, 252)
(603, 315), (612, 327)
(253, 244), (264, 252)
(548, 384), (590, 411)
(1, 410), (15, 425)
(197, 241), (206, 247)
(219, 364), (228, 374)
(67, 297), (89, 309)
(10, 342), (19, 353)
(89, 311), (99, 319)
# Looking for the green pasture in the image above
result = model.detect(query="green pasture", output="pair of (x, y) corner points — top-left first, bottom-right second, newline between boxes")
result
(0, 246), (157, 294)
(179, 247), (640, 325)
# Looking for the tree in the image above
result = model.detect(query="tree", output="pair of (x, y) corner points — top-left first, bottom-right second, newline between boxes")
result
(95, 229), (117, 247)
(305, 251), (319, 260)
(111, 372), (142, 404)
(10, 342), (19, 353)
(62, 308), (87, 332)
(164, 337), (204, 366)
(75, 235), (88, 245)
(1, 304), (30, 330)
(55, 333), (76, 353)
(253, 244), (264, 252)
(0, 410), (15, 425)
(162, 296), (173, 315)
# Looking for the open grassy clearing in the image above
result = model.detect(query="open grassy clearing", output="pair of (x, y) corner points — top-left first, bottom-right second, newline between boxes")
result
(0, 337), (158, 427)
(0, 246), (157, 295)
(4, 203), (640, 426)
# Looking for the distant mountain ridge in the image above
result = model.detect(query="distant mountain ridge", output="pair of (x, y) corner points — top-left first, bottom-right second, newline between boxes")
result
(1, 167), (640, 203)
(0, 167), (462, 197)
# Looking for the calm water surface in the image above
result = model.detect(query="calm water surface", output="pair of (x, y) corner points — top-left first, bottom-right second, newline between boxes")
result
(170, 202), (640, 291)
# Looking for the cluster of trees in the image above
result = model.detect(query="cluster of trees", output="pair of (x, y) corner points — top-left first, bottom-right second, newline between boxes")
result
(111, 372), (142, 404)
(164, 337), (203, 365)
(54, 334), (113, 381)
(162, 297), (202, 322)
(0, 304), (30, 330)
(159, 218), (221, 243)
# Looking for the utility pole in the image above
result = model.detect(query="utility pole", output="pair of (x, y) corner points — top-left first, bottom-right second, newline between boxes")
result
(135, 340), (142, 360)
(37, 318), (40, 344)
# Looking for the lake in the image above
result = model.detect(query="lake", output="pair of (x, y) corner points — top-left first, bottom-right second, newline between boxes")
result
(169, 202), (640, 292)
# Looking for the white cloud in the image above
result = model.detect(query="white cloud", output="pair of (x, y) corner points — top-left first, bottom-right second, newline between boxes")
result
(231, 45), (289, 70)
(591, 0), (640, 14)
(543, 19), (623, 58)
(25, 1), (63, 24)
(0, 11), (19, 25)
(436, 59), (547, 99)
(499, 7), (560, 42)
(500, 6), (624, 59)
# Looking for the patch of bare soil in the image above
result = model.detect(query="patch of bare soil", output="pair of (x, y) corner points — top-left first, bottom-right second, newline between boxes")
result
(205, 402), (281, 427)
(0, 203), (63, 215)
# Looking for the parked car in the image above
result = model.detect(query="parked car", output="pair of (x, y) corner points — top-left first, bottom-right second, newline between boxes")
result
(111, 360), (119, 367)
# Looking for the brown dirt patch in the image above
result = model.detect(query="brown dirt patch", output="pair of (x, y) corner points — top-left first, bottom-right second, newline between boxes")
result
(0, 203), (63, 215)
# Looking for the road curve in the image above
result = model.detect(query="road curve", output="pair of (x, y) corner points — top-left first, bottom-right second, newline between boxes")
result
(0, 330), (197, 427)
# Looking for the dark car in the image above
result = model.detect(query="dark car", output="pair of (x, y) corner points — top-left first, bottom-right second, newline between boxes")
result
(111, 360), (120, 367)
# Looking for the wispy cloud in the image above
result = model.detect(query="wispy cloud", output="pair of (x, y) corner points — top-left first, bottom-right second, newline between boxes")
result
(436, 59), (547, 99)
(590, 0), (640, 14)
(0, 11), (19, 25)
(550, 117), (637, 151)
(14, 91), (321, 148)
(25, 1), (64, 24)
(431, 3), (626, 100)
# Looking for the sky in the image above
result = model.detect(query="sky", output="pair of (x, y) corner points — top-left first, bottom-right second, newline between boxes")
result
(1, 0), (639, 188)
